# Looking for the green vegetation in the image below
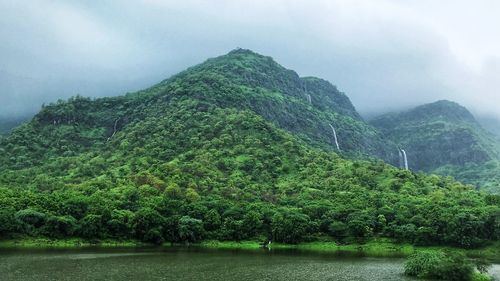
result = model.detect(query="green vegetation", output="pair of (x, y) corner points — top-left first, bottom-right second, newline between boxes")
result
(404, 251), (492, 281)
(200, 239), (500, 261)
(0, 238), (145, 248)
(371, 100), (500, 193)
(436, 161), (500, 194)
(0, 50), (498, 254)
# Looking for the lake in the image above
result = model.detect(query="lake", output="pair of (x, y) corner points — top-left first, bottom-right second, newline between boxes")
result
(0, 247), (498, 280)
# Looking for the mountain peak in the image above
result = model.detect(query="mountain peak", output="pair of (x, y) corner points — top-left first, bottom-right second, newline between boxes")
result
(208, 48), (281, 67)
(371, 100), (477, 127)
(227, 48), (265, 56)
(408, 100), (477, 124)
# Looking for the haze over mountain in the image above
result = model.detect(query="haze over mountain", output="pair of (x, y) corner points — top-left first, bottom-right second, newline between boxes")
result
(1, 0), (500, 122)
(478, 116), (500, 137)
(1, 3), (500, 280)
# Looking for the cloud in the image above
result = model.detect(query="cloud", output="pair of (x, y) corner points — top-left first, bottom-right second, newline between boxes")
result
(0, 0), (499, 120)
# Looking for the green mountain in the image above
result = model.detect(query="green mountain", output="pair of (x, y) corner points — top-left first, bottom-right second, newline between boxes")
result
(0, 50), (498, 248)
(370, 100), (500, 193)
(157, 49), (398, 162)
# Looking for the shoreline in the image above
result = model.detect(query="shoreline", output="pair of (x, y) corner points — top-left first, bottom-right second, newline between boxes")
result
(1, 238), (499, 262)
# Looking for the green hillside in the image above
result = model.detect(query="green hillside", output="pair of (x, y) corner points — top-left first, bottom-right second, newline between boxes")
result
(0, 50), (498, 248)
(157, 49), (399, 162)
(1, 49), (399, 168)
(371, 100), (500, 193)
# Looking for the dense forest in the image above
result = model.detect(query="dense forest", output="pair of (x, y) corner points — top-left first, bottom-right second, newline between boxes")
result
(0, 49), (498, 248)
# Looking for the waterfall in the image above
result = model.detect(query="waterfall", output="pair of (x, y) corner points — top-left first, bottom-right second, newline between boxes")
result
(303, 80), (312, 104)
(398, 149), (403, 168)
(401, 149), (409, 170)
(107, 118), (120, 142)
(328, 124), (340, 151)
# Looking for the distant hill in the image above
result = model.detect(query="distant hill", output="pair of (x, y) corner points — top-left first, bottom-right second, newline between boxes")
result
(371, 100), (500, 193)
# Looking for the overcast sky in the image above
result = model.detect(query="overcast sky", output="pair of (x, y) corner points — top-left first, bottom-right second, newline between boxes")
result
(1, 0), (499, 120)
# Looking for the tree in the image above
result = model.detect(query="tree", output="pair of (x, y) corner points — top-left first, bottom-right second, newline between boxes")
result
(178, 216), (204, 243)
(271, 209), (310, 244)
(185, 188), (200, 202)
(447, 212), (484, 248)
(203, 209), (221, 232)
(0, 208), (17, 235)
(42, 215), (77, 237)
(78, 214), (103, 238)
(15, 209), (47, 235)
(328, 220), (348, 239)
(242, 210), (263, 238)
(165, 183), (183, 199)
(133, 207), (166, 241)
(107, 209), (134, 238)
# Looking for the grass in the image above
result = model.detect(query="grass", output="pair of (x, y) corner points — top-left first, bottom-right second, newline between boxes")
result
(196, 238), (500, 262)
(198, 239), (412, 257)
(198, 240), (263, 250)
(471, 272), (493, 281)
(1, 237), (498, 262)
(0, 237), (147, 249)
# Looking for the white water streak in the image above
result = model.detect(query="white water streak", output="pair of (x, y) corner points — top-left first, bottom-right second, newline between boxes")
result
(107, 118), (120, 142)
(398, 149), (403, 168)
(401, 149), (409, 170)
(329, 124), (340, 151)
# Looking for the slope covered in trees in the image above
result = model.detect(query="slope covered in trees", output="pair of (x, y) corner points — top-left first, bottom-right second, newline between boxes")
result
(1, 49), (399, 167)
(0, 50), (498, 247)
(370, 100), (500, 193)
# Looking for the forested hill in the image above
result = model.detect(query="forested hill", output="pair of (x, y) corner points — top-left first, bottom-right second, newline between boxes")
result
(156, 48), (399, 162)
(0, 49), (498, 247)
(1, 49), (399, 168)
(370, 100), (500, 193)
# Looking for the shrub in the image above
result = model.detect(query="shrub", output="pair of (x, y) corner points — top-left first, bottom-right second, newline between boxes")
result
(404, 251), (491, 281)
(42, 215), (77, 237)
(404, 251), (445, 278)
(15, 209), (47, 234)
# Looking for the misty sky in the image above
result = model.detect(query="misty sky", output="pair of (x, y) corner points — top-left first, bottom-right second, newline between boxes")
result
(1, 0), (500, 120)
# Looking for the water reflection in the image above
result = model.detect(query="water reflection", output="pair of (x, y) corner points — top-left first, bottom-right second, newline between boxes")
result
(0, 247), (496, 281)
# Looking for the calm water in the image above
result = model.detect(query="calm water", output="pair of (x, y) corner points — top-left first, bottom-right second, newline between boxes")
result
(0, 247), (498, 281)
